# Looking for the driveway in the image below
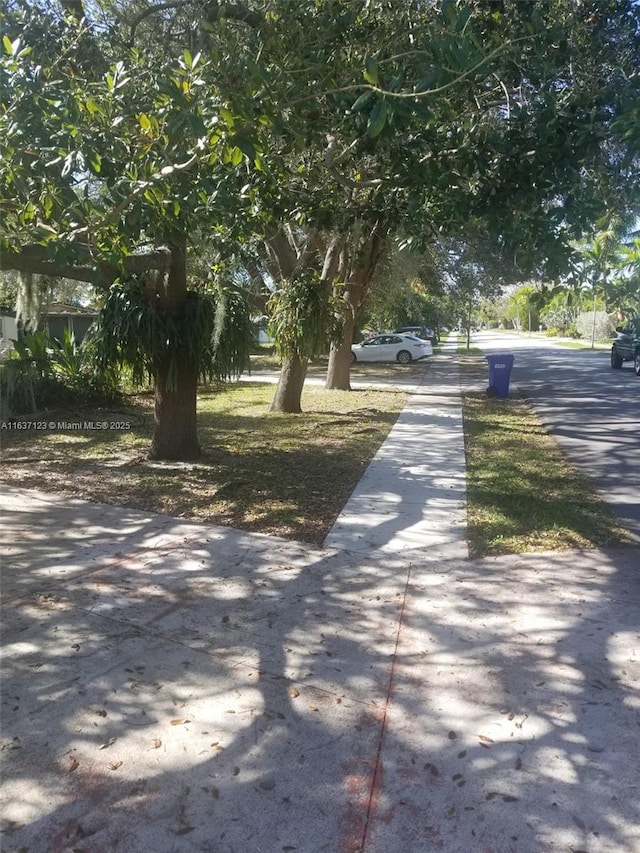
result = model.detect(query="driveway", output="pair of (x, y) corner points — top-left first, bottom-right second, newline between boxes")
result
(472, 332), (640, 543)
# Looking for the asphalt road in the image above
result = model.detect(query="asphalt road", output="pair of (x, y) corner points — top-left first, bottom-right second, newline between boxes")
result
(472, 331), (640, 544)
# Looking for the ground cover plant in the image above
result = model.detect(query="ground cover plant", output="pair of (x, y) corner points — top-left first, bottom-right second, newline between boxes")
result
(460, 358), (632, 556)
(0, 380), (407, 544)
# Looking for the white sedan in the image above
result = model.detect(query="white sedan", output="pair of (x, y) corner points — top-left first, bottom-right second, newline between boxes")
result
(351, 333), (433, 364)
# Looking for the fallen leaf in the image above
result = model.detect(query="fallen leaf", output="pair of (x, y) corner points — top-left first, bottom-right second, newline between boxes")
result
(69, 757), (79, 772)
(170, 719), (186, 726)
(479, 735), (495, 743)
(152, 739), (162, 749)
(95, 709), (107, 718)
(108, 761), (123, 770)
(309, 706), (319, 712)
(289, 688), (300, 699)
(99, 739), (115, 750)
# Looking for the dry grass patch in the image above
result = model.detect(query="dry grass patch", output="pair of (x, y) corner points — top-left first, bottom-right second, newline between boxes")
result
(0, 381), (407, 543)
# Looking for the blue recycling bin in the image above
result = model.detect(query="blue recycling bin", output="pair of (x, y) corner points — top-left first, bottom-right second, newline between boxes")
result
(485, 353), (515, 398)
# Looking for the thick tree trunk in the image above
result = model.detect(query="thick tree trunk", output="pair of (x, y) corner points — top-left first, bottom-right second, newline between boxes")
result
(150, 357), (200, 460)
(326, 277), (364, 390)
(325, 225), (387, 391)
(149, 235), (201, 460)
(326, 308), (355, 390)
(269, 354), (308, 413)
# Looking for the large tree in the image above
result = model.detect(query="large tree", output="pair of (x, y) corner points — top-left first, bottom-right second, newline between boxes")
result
(2, 0), (640, 434)
(233, 0), (640, 397)
(1, 3), (259, 457)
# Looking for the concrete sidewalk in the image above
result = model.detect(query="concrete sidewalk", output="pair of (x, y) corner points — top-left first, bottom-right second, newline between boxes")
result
(325, 343), (467, 559)
(2, 348), (640, 853)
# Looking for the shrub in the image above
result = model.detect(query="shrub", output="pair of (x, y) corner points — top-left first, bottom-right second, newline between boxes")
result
(0, 328), (120, 418)
(574, 311), (616, 342)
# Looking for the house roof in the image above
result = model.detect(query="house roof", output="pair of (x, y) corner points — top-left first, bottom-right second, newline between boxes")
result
(46, 302), (97, 316)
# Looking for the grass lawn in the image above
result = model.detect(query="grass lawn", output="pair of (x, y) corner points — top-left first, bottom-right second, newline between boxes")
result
(460, 358), (632, 556)
(2, 355), (630, 556)
(553, 340), (611, 350)
(0, 379), (408, 544)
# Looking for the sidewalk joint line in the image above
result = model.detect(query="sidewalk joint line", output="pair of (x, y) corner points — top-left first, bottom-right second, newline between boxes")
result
(360, 558), (414, 851)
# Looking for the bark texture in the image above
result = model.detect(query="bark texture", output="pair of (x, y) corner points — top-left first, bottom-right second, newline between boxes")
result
(269, 354), (308, 414)
(325, 225), (387, 391)
(150, 357), (201, 460)
(265, 227), (326, 414)
(325, 293), (356, 391)
(148, 236), (201, 460)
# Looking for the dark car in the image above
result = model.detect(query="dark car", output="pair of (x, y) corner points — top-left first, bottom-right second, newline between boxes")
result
(611, 320), (640, 376)
(394, 325), (438, 345)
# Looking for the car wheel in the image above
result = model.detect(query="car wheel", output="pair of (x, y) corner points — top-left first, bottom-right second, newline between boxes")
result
(396, 350), (412, 364)
(635, 350), (640, 376)
(350, 351), (357, 364)
(611, 347), (623, 369)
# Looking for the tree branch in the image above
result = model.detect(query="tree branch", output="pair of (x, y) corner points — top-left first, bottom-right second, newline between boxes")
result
(127, 0), (263, 44)
(287, 37), (533, 108)
(1, 245), (171, 289)
(202, 1), (263, 30)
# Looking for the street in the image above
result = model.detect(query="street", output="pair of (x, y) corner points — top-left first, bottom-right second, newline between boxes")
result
(472, 331), (640, 544)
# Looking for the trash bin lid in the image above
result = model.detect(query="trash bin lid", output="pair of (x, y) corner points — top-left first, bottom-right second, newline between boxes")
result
(485, 353), (515, 367)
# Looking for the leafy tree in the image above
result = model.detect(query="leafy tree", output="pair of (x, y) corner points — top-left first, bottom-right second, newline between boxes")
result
(539, 291), (581, 336)
(0, 271), (18, 310)
(2, 0), (640, 433)
(267, 268), (341, 412)
(252, 0), (640, 394)
(506, 283), (551, 333)
(1, 4), (257, 457)
(362, 245), (444, 336)
(440, 239), (506, 349)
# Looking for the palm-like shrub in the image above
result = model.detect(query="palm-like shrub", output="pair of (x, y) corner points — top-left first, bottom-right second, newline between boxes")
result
(0, 328), (121, 418)
(91, 278), (251, 388)
(268, 273), (342, 361)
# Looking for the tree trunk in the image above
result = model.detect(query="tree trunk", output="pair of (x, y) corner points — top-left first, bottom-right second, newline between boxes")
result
(325, 225), (387, 391)
(326, 308), (355, 390)
(148, 235), (201, 461)
(150, 357), (201, 460)
(326, 276), (364, 390)
(269, 354), (308, 413)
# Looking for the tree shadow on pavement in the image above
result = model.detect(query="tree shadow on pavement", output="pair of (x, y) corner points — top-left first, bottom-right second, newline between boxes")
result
(1, 489), (408, 853)
(365, 547), (640, 852)
(2, 489), (639, 853)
